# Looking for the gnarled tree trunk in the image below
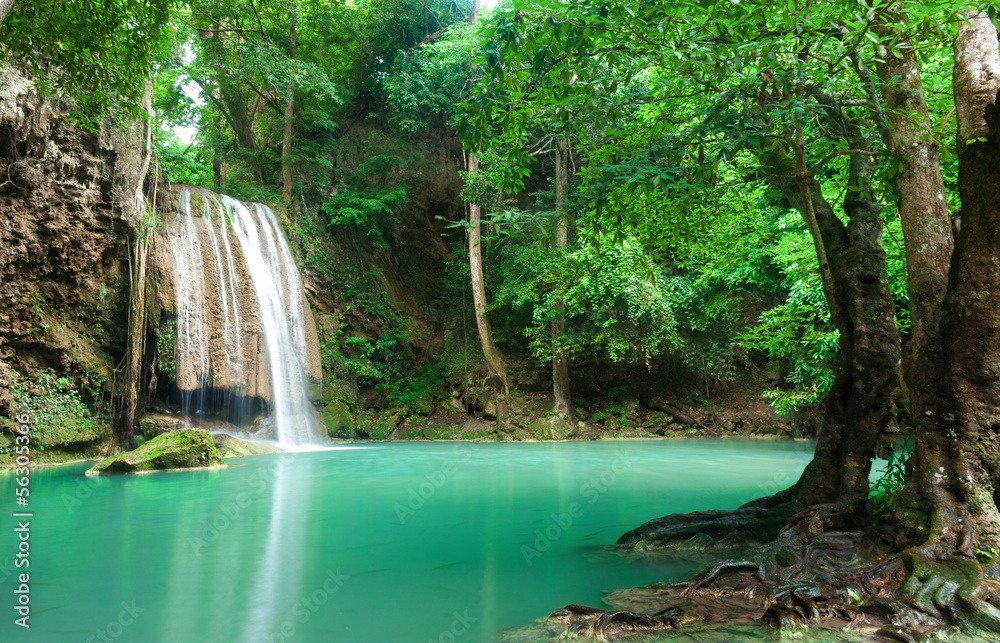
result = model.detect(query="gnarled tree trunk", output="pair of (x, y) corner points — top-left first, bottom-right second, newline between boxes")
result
(114, 80), (155, 451)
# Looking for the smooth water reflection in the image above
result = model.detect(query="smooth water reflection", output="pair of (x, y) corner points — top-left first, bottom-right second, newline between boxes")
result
(0, 440), (817, 642)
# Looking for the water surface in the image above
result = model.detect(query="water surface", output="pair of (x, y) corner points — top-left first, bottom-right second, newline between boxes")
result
(0, 440), (816, 642)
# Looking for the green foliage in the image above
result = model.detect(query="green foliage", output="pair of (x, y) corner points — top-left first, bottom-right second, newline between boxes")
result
(322, 151), (409, 237)
(157, 317), (177, 380)
(0, 0), (171, 131)
(352, 409), (398, 440)
(383, 361), (447, 407)
(738, 212), (839, 414)
(490, 235), (680, 366)
(384, 21), (477, 134)
(4, 370), (107, 453)
(155, 128), (214, 186)
(870, 428), (915, 526)
(343, 333), (413, 389)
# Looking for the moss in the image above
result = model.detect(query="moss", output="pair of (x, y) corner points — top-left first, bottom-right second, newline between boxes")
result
(87, 428), (223, 474)
(423, 425), (459, 440)
(351, 409), (402, 440)
(0, 369), (109, 461)
(323, 402), (353, 438)
(396, 424), (424, 440)
(323, 377), (359, 407)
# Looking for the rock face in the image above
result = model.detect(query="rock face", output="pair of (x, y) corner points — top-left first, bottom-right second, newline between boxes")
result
(0, 61), (146, 421)
(138, 413), (189, 436)
(88, 429), (223, 474)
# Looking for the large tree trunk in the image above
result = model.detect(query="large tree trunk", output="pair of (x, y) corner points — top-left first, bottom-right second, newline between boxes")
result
(862, 15), (1000, 629)
(894, 13), (1000, 566)
(467, 154), (511, 394)
(953, 10), (1000, 158)
(551, 139), (572, 419)
(281, 14), (296, 205)
(219, 84), (258, 154)
(909, 91), (1000, 559)
(746, 119), (900, 525)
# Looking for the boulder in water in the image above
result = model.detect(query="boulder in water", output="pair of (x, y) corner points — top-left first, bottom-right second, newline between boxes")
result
(87, 429), (223, 474)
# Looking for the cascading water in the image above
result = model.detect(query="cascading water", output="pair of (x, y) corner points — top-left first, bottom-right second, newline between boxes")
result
(161, 186), (323, 447)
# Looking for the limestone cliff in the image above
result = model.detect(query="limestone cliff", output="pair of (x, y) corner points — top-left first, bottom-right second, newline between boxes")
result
(0, 61), (147, 452)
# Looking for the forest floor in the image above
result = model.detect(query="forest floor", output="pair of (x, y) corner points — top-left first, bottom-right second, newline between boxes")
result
(378, 375), (810, 443)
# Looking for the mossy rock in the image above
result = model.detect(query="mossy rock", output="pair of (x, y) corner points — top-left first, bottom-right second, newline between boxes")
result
(352, 410), (400, 440)
(643, 411), (668, 429)
(87, 429), (223, 475)
(412, 393), (438, 417)
(423, 423), (460, 440)
(457, 418), (493, 439)
(393, 416), (426, 440)
(528, 416), (574, 440)
(323, 402), (353, 438)
(569, 421), (601, 440)
(323, 378), (360, 407)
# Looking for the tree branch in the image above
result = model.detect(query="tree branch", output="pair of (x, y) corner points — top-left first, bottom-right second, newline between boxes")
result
(248, 0), (267, 36)
(808, 149), (878, 177)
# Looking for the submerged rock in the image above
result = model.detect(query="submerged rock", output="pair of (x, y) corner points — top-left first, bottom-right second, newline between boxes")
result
(87, 429), (223, 474)
(213, 434), (278, 458)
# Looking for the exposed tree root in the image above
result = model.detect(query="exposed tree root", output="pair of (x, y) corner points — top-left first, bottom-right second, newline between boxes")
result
(616, 505), (793, 552)
(546, 508), (1000, 641)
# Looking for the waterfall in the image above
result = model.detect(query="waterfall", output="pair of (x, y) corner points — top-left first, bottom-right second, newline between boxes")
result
(161, 186), (323, 446)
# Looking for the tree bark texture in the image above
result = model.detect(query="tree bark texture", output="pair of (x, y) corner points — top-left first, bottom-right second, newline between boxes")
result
(751, 122), (900, 525)
(953, 10), (1000, 158)
(114, 80), (155, 450)
(874, 8), (953, 390)
(0, 0), (17, 28)
(897, 11), (1000, 565)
